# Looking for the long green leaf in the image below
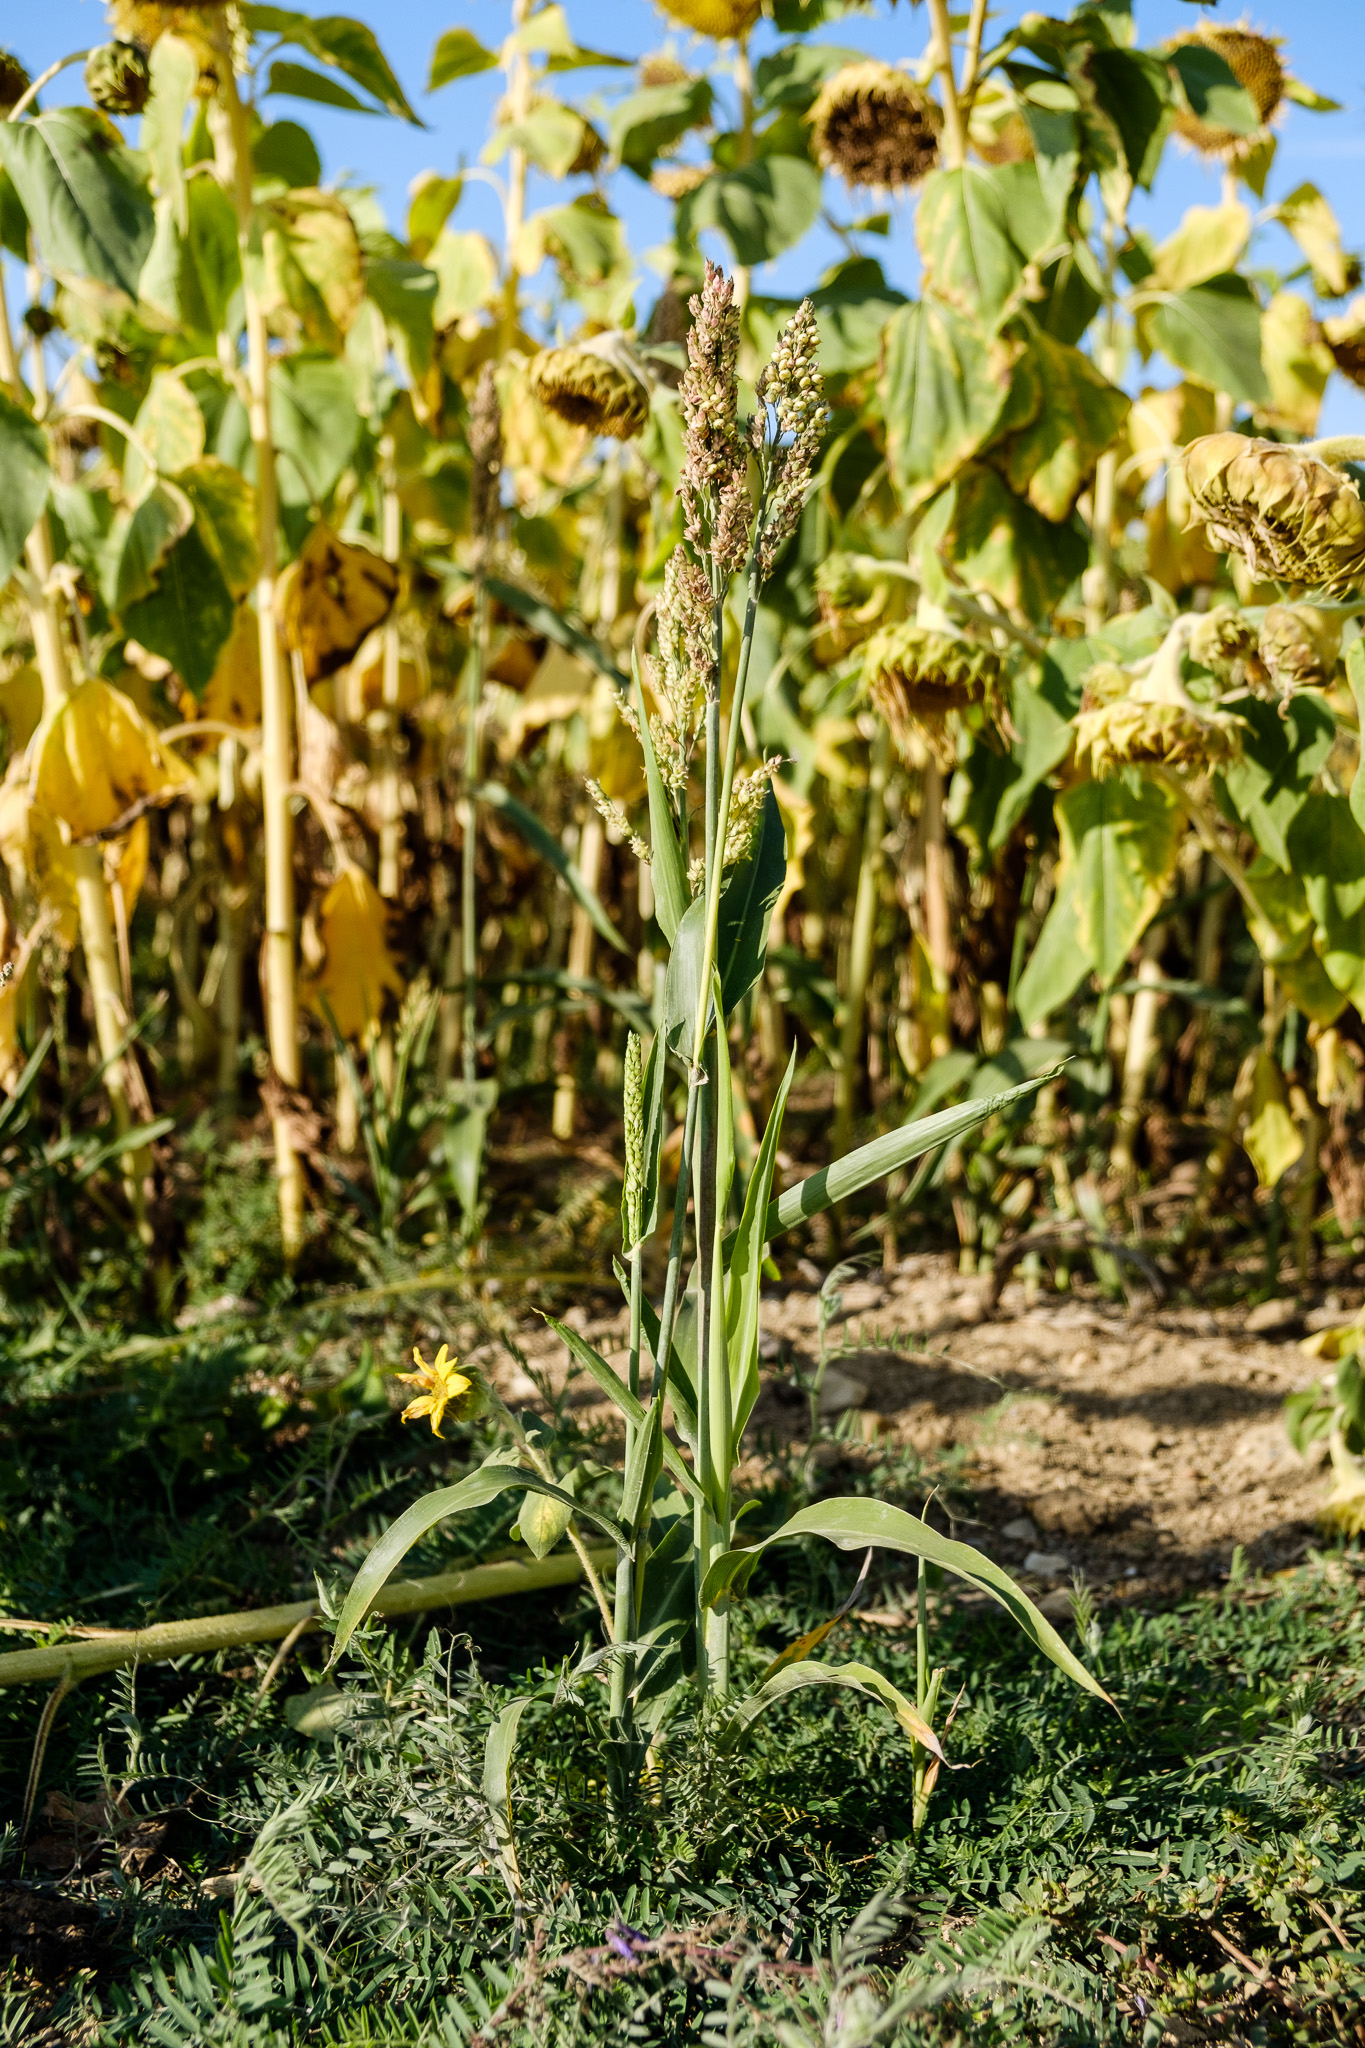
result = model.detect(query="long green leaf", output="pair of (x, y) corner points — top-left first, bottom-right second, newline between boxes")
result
(330, 1464), (623, 1663)
(482, 1696), (531, 1895)
(0, 109), (153, 299)
(725, 1049), (796, 1446)
(738, 1067), (1061, 1249)
(721, 1658), (946, 1759)
(477, 781), (627, 953)
(700, 1498), (1111, 1704)
(635, 650), (688, 944)
(542, 1314), (704, 1508)
(486, 574), (628, 687)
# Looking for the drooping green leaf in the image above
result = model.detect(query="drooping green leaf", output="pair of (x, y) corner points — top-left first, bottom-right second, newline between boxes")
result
(679, 158), (823, 268)
(1015, 864), (1091, 1029)
(366, 256), (438, 379)
(178, 458), (258, 599)
(484, 107), (588, 182)
(721, 1658), (945, 1757)
(268, 353), (360, 503)
(1288, 793), (1365, 1010)
(407, 174), (463, 260)
(105, 479), (194, 612)
(476, 781), (627, 953)
(725, 1050), (795, 1446)
(0, 167), (28, 261)
(1218, 694), (1335, 871)
(120, 522), (235, 693)
(755, 44), (864, 111)
(125, 371), (205, 503)
(428, 27), (499, 89)
(243, 9), (421, 124)
(185, 173), (242, 334)
(0, 109), (154, 300)
(880, 299), (1011, 514)
(329, 1462), (623, 1664)
(739, 1067), (1061, 1249)
(142, 33), (198, 229)
(542, 1313), (704, 1508)
(444, 1078), (496, 1224)
(938, 465), (1088, 623)
(1059, 776), (1183, 985)
(429, 225), (496, 323)
(700, 1497), (1111, 1703)
(636, 651), (688, 945)
(0, 391), (51, 586)
(718, 783), (786, 1015)
(995, 333), (1130, 522)
(1244, 856), (1347, 1024)
(663, 894), (708, 1057)
(482, 1696), (531, 1890)
(1083, 47), (1171, 189)
(608, 79), (713, 173)
(1167, 42), (1262, 141)
(995, 658), (1078, 850)
(1022, 103), (1081, 228)
(1142, 274), (1269, 406)
(267, 60), (377, 114)
(916, 164), (1050, 329)
(254, 120), (322, 189)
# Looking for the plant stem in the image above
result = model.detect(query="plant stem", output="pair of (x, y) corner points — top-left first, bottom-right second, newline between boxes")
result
(1303, 436), (1365, 464)
(926, 0), (966, 167)
(834, 723), (889, 1162)
(610, 1244), (644, 1734)
(960, 0), (991, 103)
(462, 578), (485, 1097)
(377, 439), (404, 902)
(500, 0), (532, 355)
(212, 41), (305, 1260)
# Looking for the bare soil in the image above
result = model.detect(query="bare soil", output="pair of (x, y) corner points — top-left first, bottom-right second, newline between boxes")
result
(482, 1253), (1348, 1614)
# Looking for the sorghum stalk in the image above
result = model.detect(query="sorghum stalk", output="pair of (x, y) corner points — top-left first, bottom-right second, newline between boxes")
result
(833, 723), (890, 1162)
(611, 1034), (646, 1737)
(210, 26), (305, 1259)
(462, 367), (503, 1105)
(377, 437), (404, 902)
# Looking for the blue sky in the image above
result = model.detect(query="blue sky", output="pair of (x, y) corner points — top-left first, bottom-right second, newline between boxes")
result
(9, 1), (1365, 427)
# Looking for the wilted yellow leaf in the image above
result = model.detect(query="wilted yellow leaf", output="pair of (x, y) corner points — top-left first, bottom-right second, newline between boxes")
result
(1276, 183), (1361, 299)
(1152, 201), (1251, 292)
(201, 605), (263, 732)
(300, 866), (405, 1041)
(259, 189), (366, 352)
(0, 661), (44, 755)
(0, 757), (78, 945)
(497, 641), (597, 753)
(34, 680), (194, 840)
(1244, 1050), (1304, 1188)
(280, 524), (400, 683)
(113, 813), (150, 913)
(1258, 290), (1333, 436)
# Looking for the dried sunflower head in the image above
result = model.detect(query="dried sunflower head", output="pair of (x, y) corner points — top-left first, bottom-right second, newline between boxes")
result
(809, 61), (942, 191)
(863, 622), (1003, 757)
(1169, 21), (1286, 160)
(1323, 298), (1365, 392)
(654, 0), (761, 39)
(968, 85), (1033, 166)
(0, 50), (31, 112)
(650, 163), (711, 199)
(1073, 622), (1243, 777)
(1182, 434), (1365, 599)
(85, 40), (153, 115)
(1258, 602), (1342, 702)
(105, 3), (229, 95)
(1189, 604), (1261, 678)
(529, 332), (651, 441)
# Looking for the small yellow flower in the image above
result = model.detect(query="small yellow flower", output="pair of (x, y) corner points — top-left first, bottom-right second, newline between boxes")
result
(393, 1344), (471, 1439)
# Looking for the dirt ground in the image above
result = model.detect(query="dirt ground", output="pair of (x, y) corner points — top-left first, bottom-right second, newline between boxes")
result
(479, 1253), (1348, 1615)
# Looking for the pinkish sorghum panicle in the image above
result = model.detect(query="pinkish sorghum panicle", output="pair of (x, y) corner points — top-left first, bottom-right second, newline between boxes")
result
(755, 299), (828, 579)
(649, 550), (713, 793)
(468, 363), (503, 545)
(680, 261), (750, 574)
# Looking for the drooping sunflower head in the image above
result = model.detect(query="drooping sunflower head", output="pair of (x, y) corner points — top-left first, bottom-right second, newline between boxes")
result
(653, 0), (761, 40)
(1168, 20), (1286, 160)
(1323, 298), (1365, 392)
(863, 623), (1002, 756)
(105, 2), (229, 95)
(529, 332), (652, 441)
(85, 41), (153, 115)
(1182, 434), (1365, 600)
(809, 61), (942, 191)
(1188, 604), (1262, 683)
(1258, 602), (1342, 702)
(1073, 694), (1244, 778)
(0, 50), (31, 112)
